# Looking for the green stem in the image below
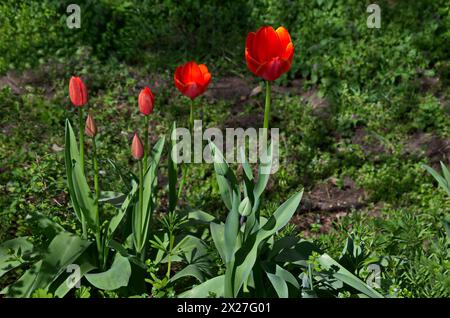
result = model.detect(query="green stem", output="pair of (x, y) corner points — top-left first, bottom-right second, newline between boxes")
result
(78, 108), (87, 239)
(143, 115), (149, 173)
(166, 230), (175, 279)
(92, 137), (102, 267)
(138, 160), (145, 261)
(189, 99), (194, 132)
(263, 80), (271, 138)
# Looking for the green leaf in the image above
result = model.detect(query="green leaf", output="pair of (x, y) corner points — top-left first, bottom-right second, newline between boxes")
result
(99, 191), (127, 208)
(210, 222), (226, 263)
(423, 163), (450, 197)
(230, 191), (303, 297)
(317, 254), (384, 298)
(188, 210), (215, 223)
(179, 275), (225, 298)
(266, 272), (288, 298)
(65, 120), (97, 231)
(3, 231), (91, 298)
(0, 237), (34, 278)
(169, 264), (205, 283)
(254, 142), (274, 200)
(133, 136), (165, 253)
(85, 253), (131, 291)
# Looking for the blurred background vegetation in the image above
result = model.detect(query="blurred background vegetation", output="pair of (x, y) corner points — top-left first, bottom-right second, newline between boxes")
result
(0, 0), (449, 297)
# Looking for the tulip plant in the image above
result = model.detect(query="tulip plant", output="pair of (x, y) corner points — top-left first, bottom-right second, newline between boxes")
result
(0, 25), (385, 299)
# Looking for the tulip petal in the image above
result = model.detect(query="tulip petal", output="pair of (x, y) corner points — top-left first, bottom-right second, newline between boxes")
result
(276, 26), (292, 50)
(259, 57), (284, 81)
(282, 42), (295, 62)
(254, 26), (282, 62)
(245, 32), (256, 59)
(245, 49), (262, 76)
(182, 61), (203, 84)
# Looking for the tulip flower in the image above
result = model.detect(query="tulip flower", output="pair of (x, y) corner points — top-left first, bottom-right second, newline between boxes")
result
(138, 86), (154, 172)
(69, 76), (88, 107)
(69, 76), (89, 179)
(85, 112), (98, 138)
(245, 26), (294, 139)
(131, 133), (144, 161)
(138, 87), (154, 116)
(174, 61), (211, 100)
(245, 26), (294, 82)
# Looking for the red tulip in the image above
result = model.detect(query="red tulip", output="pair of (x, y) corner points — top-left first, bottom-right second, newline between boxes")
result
(85, 112), (97, 138)
(245, 26), (294, 81)
(131, 133), (144, 160)
(69, 76), (88, 107)
(138, 86), (154, 116)
(174, 61), (211, 100)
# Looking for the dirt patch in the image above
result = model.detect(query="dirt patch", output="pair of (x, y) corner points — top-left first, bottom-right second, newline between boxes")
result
(403, 132), (450, 166)
(351, 128), (389, 158)
(291, 211), (348, 236)
(0, 62), (65, 98)
(300, 177), (366, 213)
(205, 76), (254, 103)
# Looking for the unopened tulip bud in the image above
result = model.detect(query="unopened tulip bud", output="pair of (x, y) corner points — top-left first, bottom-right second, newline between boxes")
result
(85, 113), (98, 138)
(238, 197), (252, 217)
(131, 133), (144, 160)
(138, 87), (155, 116)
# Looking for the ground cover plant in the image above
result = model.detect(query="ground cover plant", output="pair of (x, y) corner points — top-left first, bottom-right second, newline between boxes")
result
(0, 0), (449, 298)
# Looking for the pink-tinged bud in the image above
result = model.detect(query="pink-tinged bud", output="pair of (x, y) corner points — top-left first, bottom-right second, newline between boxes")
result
(69, 76), (88, 107)
(131, 133), (144, 160)
(85, 113), (98, 138)
(138, 86), (154, 116)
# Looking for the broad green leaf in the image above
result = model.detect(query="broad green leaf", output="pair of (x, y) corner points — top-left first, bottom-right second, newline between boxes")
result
(65, 120), (97, 231)
(230, 191), (303, 297)
(266, 272), (288, 298)
(179, 275), (225, 298)
(210, 222), (226, 263)
(99, 191), (127, 208)
(3, 231), (91, 297)
(188, 210), (215, 223)
(107, 180), (138, 243)
(0, 237), (34, 278)
(85, 252), (131, 291)
(53, 252), (97, 298)
(317, 254), (383, 298)
(254, 142), (274, 200)
(169, 264), (205, 283)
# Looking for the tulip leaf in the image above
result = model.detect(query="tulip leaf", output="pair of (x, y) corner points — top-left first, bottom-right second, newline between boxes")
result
(317, 254), (383, 298)
(3, 231), (91, 297)
(85, 252), (131, 291)
(65, 120), (97, 231)
(229, 191), (303, 297)
(0, 237), (34, 278)
(133, 137), (165, 253)
(179, 275), (225, 298)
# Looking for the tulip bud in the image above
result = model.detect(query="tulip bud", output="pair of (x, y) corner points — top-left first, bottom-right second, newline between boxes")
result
(131, 133), (144, 160)
(69, 76), (88, 107)
(85, 113), (98, 138)
(138, 86), (155, 116)
(238, 197), (252, 217)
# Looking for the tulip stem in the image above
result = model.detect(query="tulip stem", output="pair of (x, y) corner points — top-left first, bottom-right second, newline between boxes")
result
(263, 80), (271, 133)
(143, 115), (149, 173)
(189, 100), (194, 132)
(78, 108), (87, 239)
(79, 108), (85, 172)
(92, 137), (102, 267)
(138, 160), (145, 261)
